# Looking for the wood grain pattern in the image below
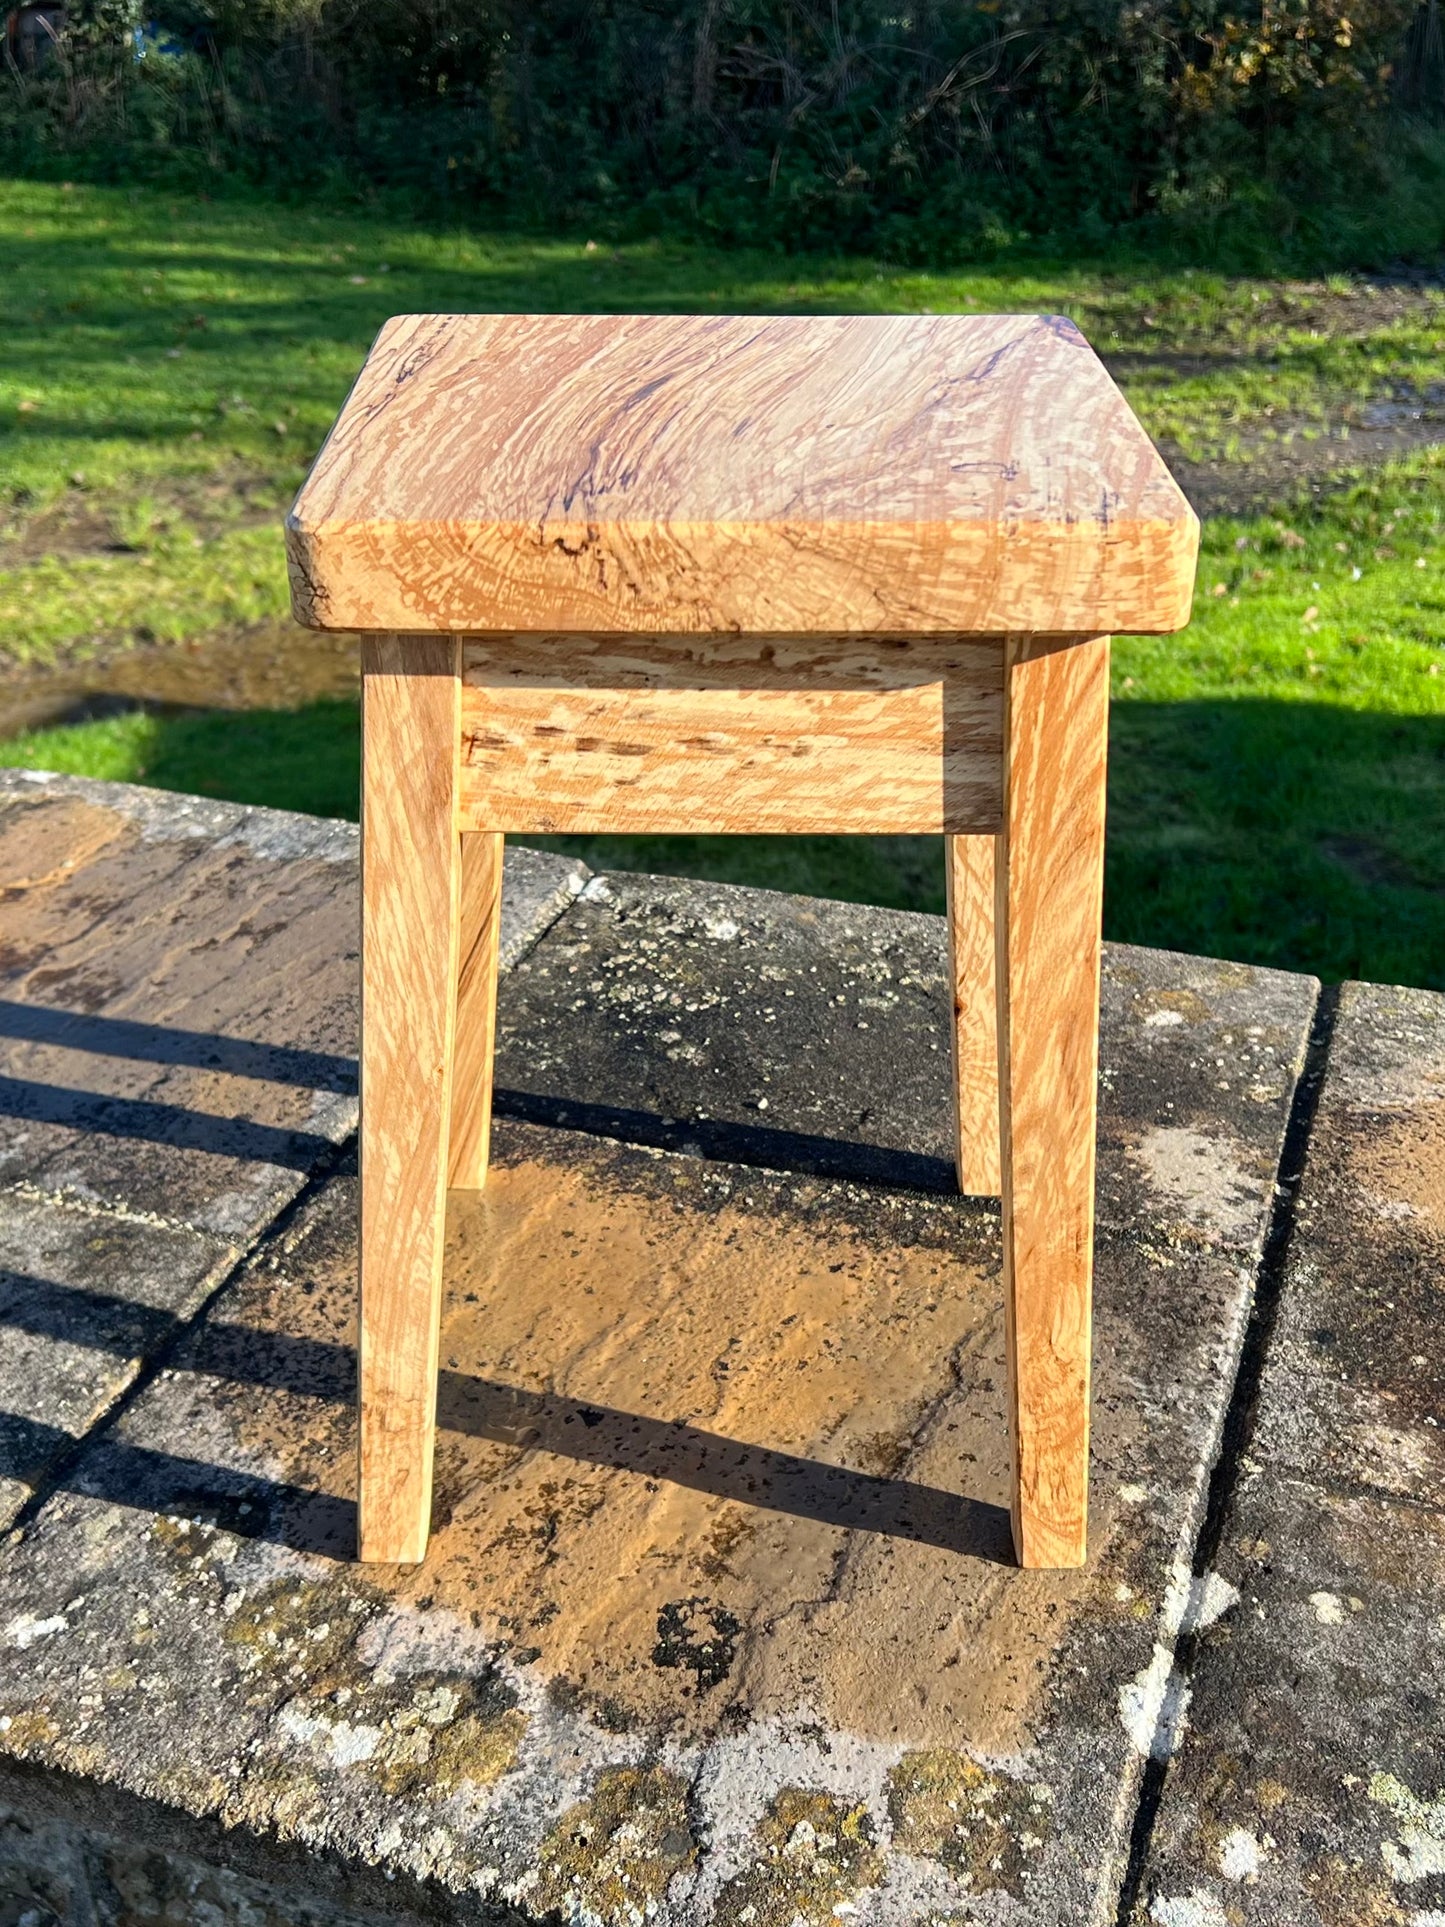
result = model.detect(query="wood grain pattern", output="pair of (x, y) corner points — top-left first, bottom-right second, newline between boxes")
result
(319, 310), (1184, 1571)
(448, 830), (504, 1190)
(946, 834), (1002, 1197)
(995, 633), (1109, 1569)
(457, 632), (1003, 835)
(358, 635), (461, 1564)
(288, 313), (1198, 638)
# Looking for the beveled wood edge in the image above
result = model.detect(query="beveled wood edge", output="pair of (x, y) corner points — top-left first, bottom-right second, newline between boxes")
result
(288, 515), (1198, 637)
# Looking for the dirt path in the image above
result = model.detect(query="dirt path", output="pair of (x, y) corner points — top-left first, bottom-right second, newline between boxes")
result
(1160, 392), (1445, 517)
(0, 468), (284, 568)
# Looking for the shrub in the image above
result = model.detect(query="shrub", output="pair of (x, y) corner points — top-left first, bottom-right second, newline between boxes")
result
(2, 0), (1441, 261)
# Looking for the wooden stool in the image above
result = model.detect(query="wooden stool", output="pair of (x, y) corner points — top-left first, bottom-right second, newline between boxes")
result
(288, 313), (1197, 1571)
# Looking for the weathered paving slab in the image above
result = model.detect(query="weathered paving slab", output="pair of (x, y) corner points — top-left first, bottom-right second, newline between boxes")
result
(0, 824), (1319, 1927)
(1134, 981), (1445, 1927)
(0, 770), (585, 1528)
(0, 1191), (236, 1532)
(1246, 984), (1445, 1515)
(0, 1133), (1287, 1927)
(496, 871), (1311, 1222)
(497, 875), (1316, 1487)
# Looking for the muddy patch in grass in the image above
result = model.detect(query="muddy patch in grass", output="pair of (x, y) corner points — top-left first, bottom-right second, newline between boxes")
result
(0, 622), (359, 738)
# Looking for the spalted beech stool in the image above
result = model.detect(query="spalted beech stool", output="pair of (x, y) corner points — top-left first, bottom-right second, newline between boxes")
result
(287, 313), (1199, 1570)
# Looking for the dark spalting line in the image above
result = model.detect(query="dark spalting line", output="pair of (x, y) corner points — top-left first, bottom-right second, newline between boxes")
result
(1042, 314), (1090, 346)
(283, 525), (330, 627)
(959, 332), (1032, 388)
(619, 372), (680, 414)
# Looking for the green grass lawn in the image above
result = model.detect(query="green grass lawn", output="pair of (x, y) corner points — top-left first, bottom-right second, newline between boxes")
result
(6, 178), (1444, 665)
(3, 180), (1444, 989)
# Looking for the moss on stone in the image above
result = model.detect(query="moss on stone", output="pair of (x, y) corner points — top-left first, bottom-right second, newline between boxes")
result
(714, 1787), (883, 1927)
(531, 1765), (696, 1924)
(887, 1748), (1052, 1896)
(368, 1684), (526, 1797)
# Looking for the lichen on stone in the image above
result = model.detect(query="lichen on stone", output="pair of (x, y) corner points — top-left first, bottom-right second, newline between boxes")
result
(1144, 989), (1215, 1027)
(224, 1575), (374, 1684)
(713, 1787), (884, 1927)
(887, 1748), (1052, 1895)
(529, 1765), (696, 1925)
(0, 1708), (60, 1753)
(1369, 1769), (1445, 1883)
(366, 1679), (526, 1797)
(224, 1576), (528, 1797)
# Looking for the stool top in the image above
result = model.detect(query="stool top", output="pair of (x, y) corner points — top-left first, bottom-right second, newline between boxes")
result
(287, 312), (1197, 638)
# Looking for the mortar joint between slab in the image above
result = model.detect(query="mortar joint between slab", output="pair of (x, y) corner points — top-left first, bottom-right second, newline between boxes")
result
(1111, 979), (1338, 1927)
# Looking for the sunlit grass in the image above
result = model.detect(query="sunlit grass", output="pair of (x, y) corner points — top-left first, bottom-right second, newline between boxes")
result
(6, 451), (1442, 986)
(3, 178), (1444, 987)
(5, 179), (1445, 664)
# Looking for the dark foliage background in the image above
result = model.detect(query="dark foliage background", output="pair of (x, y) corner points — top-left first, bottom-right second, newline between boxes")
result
(4, 0), (1444, 259)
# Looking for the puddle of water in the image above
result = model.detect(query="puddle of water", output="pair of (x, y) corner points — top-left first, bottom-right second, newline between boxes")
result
(1361, 392), (1445, 428)
(0, 623), (360, 740)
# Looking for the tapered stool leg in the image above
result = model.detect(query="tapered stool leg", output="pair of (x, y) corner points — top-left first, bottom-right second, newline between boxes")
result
(358, 636), (462, 1564)
(449, 832), (504, 1190)
(946, 833), (1002, 1197)
(996, 635), (1110, 1569)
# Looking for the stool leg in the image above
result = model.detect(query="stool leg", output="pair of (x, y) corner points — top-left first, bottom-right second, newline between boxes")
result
(448, 832), (504, 1189)
(358, 635), (462, 1564)
(945, 834), (1002, 1196)
(996, 635), (1109, 1569)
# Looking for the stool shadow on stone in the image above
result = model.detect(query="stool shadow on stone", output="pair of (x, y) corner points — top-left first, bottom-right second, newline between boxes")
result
(0, 1273), (1012, 1566)
(0, 998), (354, 1174)
(492, 1088), (966, 1197)
(0, 1001), (357, 1096)
(431, 1375), (1013, 1562)
(0, 1075), (336, 1170)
